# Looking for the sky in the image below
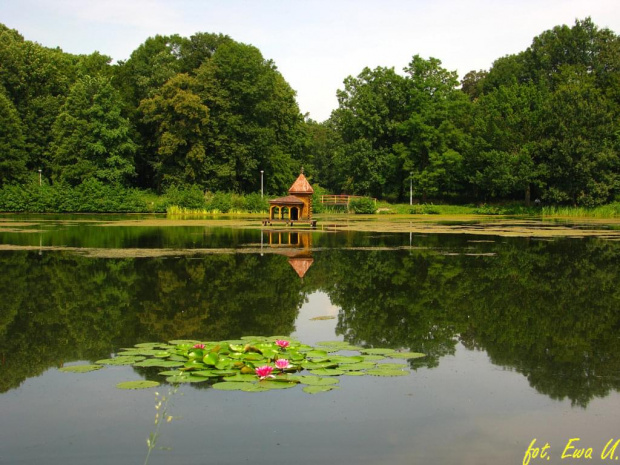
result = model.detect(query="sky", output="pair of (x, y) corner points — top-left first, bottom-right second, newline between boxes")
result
(1, 0), (619, 121)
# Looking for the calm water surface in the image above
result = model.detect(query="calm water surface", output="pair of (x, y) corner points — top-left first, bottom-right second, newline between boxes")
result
(1, 216), (619, 465)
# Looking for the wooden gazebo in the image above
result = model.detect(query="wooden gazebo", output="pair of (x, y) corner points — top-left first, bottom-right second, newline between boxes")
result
(263, 170), (316, 227)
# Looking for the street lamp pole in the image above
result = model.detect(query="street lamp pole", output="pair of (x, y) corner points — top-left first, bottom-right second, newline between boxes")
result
(409, 172), (413, 206)
(260, 170), (264, 198)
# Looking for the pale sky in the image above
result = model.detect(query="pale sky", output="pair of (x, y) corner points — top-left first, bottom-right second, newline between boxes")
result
(1, 0), (618, 121)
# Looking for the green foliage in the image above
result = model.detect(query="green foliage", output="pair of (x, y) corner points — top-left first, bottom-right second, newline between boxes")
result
(242, 192), (269, 213)
(409, 204), (440, 215)
(0, 91), (27, 185)
(0, 179), (148, 212)
(348, 197), (376, 214)
(162, 184), (206, 209)
(50, 75), (136, 186)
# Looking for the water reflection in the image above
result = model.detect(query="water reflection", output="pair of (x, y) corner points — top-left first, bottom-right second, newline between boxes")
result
(1, 229), (619, 408)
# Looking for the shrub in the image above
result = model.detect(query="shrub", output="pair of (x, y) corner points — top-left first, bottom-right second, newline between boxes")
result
(208, 192), (232, 213)
(409, 204), (440, 214)
(243, 193), (269, 213)
(348, 197), (376, 214)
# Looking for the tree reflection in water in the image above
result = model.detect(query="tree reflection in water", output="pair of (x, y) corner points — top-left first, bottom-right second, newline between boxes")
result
(1, 232), (619, 407)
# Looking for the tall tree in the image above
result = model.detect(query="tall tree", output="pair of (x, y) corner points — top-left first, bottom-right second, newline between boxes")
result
(139, 74), (209, 190)
(196, 40), (303, 193)
(50, 75), (136, 186)
(0, 89), (27, 185)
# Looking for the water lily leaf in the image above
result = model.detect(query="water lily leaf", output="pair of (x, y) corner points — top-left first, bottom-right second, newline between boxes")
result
(203, 352), (219, 366)
(228, 344), (245, 353)
(210, 369), (237, 377)
(360, 348), (396, 355)
(166, 375), (208, 383)
(306, 350), (328, 358)
(223, 374), (258, 382)
(360, 355), (386, 362)
(258, 380), (296, 390)
(308, 368), (346, 376)
(240, 383), (270, 392)
(134, 359), (184, 368)
(212, 382), (250, 391)
(303, 385), (340, 394)
(315, 340), (346, 347)
(240, 335), (268, 341)
(116, 380), (160, 390)
(328, 355), (364, 364)
(192, 370), (221, 378)
(167, 355), (188, 362)
(169, 340), (201, 345)
(388, 352), (426, 359)
(377, 363), (409, 369)
(343, 371), (366, 376)
(158, 370), (183, 376)
(96, 356), (143, 366)
(288, 376), (339, 386)
(59, 364), (103, 373)
(241, 353), (264, 362)
(301, 361), (338, 370)
(366, 369), (409, 377)
(134, 342), (161, 348)
(260, 349), (278, 360)
(120, 349), (171, 357)
(339, 362), (376, 371)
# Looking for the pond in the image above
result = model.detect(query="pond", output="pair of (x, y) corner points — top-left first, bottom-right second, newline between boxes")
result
(1, 215), (619, 465)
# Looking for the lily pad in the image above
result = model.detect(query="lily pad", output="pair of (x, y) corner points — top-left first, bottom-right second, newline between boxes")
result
(96, 356), (143, 366)
(288, 376), (339, 386)
(343, 371), (366, 376)
(133, 359), (184, 368)
(258, 380), (297, 390)
(303, 385), (340, 394)
(223, 374), (259, 382)
(240, 384), (270, 392)
(212, 382), (251, 391)
(366, 368), (409, 377)
(360, 355), (386, 362)
(166, 375), (209, 383)
(360, 348), (396, 355)
(328, 355), (364, 364)
(116, 380), (160, 390)
(376, 363), (408, 369)
(308, 368), (346, 376)
(339, 362), (376, 371)
(388, 352), (426, 359)
(59, 364), (103, 373)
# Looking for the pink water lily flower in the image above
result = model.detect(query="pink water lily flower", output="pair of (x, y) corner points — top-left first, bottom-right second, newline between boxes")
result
(275, 339), (290, 349)
(255, 365), (275, 380)
(275, 359), (292, 370)
(192, 343), (206, 349)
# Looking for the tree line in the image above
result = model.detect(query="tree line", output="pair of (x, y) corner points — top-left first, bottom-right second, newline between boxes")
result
(1, 18), (618, 207)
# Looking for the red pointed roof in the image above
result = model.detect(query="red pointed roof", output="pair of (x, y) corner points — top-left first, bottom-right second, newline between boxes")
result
(288, 257), (314, 278)
(288, 173), (314, 194)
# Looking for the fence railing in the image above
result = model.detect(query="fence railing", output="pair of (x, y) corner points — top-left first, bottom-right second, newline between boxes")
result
(320, 195), (377, 206)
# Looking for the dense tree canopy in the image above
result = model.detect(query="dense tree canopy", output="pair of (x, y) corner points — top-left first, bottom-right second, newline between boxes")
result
(0, 18), (618, 206)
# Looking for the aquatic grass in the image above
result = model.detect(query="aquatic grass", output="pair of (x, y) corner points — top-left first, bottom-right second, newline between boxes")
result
(541, 203), (620, 218)
(144, 386), (179, 465)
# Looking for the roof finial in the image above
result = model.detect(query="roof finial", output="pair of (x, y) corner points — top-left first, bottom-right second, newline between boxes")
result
(300, 166), (304, 175)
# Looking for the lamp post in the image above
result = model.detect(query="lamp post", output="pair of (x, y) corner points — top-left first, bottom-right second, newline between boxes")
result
(409, 172), (413, 206)
(260, 170), (264, 198)
(38, 169), (42, 186)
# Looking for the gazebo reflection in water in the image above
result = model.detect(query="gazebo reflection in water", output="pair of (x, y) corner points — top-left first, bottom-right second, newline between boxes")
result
(263, 229), (314, 279)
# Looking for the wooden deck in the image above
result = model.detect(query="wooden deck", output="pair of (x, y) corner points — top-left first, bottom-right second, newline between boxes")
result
(262, 218), (317, 228)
